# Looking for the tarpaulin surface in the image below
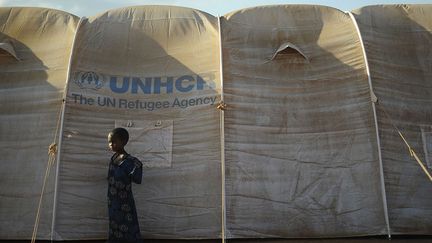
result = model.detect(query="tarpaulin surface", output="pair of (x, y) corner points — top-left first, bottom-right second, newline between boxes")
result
(0, 4), (431, 241)
(352, 4), (432, 235)
(0, 7), (78, 239)
(56, 6), (222, 240)
(221, 5), (387, 238)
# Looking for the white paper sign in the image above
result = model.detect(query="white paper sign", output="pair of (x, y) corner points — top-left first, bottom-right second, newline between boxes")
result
(115, 120), (173, 168)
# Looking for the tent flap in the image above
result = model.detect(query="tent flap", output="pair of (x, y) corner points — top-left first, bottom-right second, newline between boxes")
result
(0, 40), (20, 60)
(270, 42), (309, 62)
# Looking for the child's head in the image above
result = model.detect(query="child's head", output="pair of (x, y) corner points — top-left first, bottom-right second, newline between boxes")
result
(108, 127), (129, 153)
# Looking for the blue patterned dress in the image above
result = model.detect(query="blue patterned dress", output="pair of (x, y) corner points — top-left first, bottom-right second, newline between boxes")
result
(107, 153), (143, 243)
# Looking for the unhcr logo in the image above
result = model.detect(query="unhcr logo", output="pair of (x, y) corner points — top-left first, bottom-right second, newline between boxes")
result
(70, 71), (219, 110)
(109, 74), (215, 94)
(73, 71), (105, 90)
(73, 71), (216, 94)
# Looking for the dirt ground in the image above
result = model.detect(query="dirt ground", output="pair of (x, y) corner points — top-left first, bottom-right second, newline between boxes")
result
(2, 236), (432, 243)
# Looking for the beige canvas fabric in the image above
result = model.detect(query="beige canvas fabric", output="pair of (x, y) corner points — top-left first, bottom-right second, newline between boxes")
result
(56, 6), (222, 240)
(352, 4), (432, 235)
(0, 7), (78, 240)
(1, 4), (432, 241)
(221, 5), (387, 238)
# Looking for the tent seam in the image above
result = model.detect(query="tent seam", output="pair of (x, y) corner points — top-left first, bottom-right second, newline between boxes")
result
(50, 16), (86, 241)
(346, 11), (391, 239)
(217, 15), (227, 243)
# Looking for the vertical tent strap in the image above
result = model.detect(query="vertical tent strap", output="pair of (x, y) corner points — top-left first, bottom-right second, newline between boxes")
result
(347, 12), (391, 239)
(217, 15), (227, 243)
(50, 17), (86, 241)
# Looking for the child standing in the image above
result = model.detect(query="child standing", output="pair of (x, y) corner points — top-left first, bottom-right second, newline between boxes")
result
(107, 127), (143, 243)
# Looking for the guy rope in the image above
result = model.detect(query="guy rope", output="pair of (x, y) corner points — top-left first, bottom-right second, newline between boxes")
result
(379, 104), (432, 182)
(30, 98), (64, 243)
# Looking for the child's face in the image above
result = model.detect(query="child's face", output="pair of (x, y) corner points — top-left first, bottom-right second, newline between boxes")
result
(108, 132), (124, 153)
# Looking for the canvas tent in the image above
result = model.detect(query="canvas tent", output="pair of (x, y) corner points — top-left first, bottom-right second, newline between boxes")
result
(352, 5), (432, 234)
(0, 7), (79, 240)
(222, 5), (387, 238)
(0, 4), (431, 241)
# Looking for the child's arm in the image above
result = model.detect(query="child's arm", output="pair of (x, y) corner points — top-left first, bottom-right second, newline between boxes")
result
(127, 157), (143, 184)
